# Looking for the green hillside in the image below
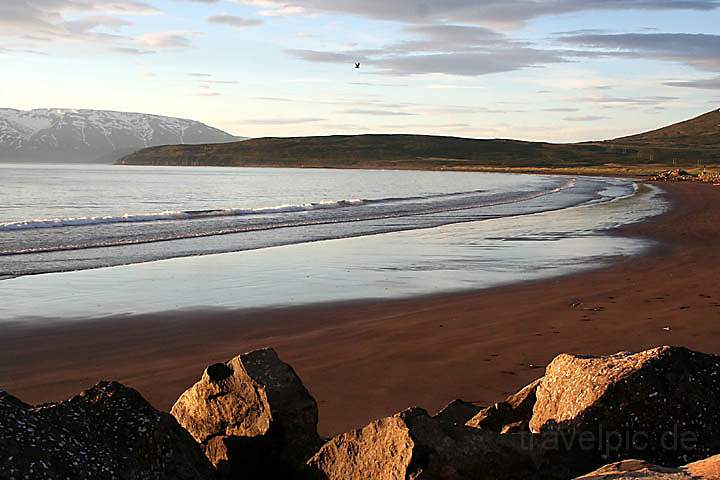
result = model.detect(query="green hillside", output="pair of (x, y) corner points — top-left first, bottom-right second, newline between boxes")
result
(119, 109), (720, 170)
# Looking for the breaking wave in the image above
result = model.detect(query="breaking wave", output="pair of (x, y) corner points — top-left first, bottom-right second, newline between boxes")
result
(0, 183), (573, 233)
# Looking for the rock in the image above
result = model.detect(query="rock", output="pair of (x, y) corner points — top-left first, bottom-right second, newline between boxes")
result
(501, 421), (531, 435)
(0, 382), (214, 480)
(685, 454), (720, 478)
(171, 348), (322, 478)
(574, 459), (689, 479)
(433, 399), (483, 430)
(650, 169), (697, 182)
(574, 454), (720, 479)
(307, 407), (537, 480)
(529, 346), (720, 467)
(467, 378), (543, 432)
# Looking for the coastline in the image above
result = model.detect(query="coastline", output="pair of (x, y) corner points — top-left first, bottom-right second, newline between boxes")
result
(118, 160), (717, 179)
(1, 182), (719, 436)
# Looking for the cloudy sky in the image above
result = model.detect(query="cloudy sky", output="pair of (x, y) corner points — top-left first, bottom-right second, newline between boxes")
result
(1, 0), (719, 141)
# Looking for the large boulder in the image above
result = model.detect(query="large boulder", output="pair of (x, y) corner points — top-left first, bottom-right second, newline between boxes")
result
(306, 407), (537, 480)
(468, 378), (543, 433)
(574, 454), (720, 479)
(529, 346), (720, 467)
(171, 348), (322, 478)
(0, 382), (214, 480)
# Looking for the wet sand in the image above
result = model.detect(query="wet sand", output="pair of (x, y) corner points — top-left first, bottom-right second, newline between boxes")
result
(1, 182), (719, 436)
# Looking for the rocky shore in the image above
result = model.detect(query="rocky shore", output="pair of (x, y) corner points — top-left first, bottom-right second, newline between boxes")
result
(2, 345), (720, 479)
(650, 168), (720, 184)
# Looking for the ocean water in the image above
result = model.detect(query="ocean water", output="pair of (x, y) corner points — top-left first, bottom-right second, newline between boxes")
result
(0, 164), (667, 321)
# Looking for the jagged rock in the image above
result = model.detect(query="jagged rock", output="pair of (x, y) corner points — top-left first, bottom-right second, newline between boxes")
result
(529, 346), (720, 467)
(574, 454), (720, 479)
(467, 378), (543, 432)
(171, 348), (322, 478)
(433, 399), (483, 429)
(0, 382), (214, 480)
(307, 407), (537, 480)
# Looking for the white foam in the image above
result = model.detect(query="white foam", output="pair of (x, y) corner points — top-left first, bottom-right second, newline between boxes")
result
(0, 198), (367, 231)
(0, 180), (579, 233)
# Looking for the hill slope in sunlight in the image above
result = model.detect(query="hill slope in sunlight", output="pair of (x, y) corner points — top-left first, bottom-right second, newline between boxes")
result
(119, 109), (720, 170)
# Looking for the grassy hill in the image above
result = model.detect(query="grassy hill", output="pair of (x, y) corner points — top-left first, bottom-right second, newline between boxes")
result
(119, 109), (720, 171)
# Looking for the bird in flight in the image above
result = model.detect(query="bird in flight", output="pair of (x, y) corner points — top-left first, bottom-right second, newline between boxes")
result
(355, 62), (361, 69)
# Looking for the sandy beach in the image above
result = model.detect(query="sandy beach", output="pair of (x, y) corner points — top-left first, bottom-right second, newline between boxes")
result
(2, 182), (719, 436)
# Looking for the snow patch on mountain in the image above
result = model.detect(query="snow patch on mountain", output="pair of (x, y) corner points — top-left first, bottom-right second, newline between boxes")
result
(0, 108), (242, 163)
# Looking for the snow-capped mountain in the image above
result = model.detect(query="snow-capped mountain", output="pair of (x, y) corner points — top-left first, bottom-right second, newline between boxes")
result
(0, 108), (241, 163)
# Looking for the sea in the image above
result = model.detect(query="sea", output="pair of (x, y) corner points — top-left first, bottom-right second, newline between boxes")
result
(0, 163), (668, 322)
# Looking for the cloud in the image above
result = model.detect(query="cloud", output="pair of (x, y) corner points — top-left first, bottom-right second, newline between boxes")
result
(288, 49), (361, 64)
(340, 109), (417, 116)
(139, 32), (193, 49)
(239, 0), (720, 27)
(289, 48), (564, 77)
(371, 50), (563, 76)
(110, 46), (154, 54)
(63, 15), (132, 35)
(252, 1), (720, 78)
(0, 1), (188, 55)
(243, 117), (327, 125)
(287, 24), (565, 76)
(207, 15), (263, 28)
(563, 115), (608, 121)
(664, 76), (720, 89)
(350, 82), (407, 87)
(199, 79), (241, 85)
(572, 95), (679, 106)
(559, 32), (720, 71)
(544, 107), (580, 112)
(379, 122), (471, 129)
(0, 0), (159, 39)
(389, 24), (507, 51)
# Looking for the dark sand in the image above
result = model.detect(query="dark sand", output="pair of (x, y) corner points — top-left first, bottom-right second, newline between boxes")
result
(2, 182), (719, 436)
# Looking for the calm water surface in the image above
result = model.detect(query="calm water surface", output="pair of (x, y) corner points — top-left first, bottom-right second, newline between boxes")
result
(0, 164), (667, 322)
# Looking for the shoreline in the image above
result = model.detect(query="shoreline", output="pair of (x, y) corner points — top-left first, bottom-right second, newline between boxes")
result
(10, 159), (718, 179)
(1, 182), (719, 436)
(0, 172), (645, 283)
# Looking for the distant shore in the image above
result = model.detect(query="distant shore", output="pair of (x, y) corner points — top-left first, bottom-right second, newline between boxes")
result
(1, 182), (719, 436)
(118, 157), (720, 179)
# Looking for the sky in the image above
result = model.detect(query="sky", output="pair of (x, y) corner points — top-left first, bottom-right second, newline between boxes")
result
(1, 0), (719, 142)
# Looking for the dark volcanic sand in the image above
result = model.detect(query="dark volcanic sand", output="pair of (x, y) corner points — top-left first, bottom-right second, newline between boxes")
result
(1, 182), (719, 436)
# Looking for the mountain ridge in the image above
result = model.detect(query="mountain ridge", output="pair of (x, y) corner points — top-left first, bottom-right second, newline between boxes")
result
(119, 109), (720, 170)
(0, 108), (242, 164)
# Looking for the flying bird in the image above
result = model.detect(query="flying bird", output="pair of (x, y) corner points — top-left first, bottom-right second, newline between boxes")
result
(355, 62), (361, 69)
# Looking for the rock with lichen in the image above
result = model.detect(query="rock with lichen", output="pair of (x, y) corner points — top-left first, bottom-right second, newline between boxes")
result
(171, 348), (322, 479)
(307, 407), (537, 480)
(0, 382), (214, 480)
(529, 346), (720, 467)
